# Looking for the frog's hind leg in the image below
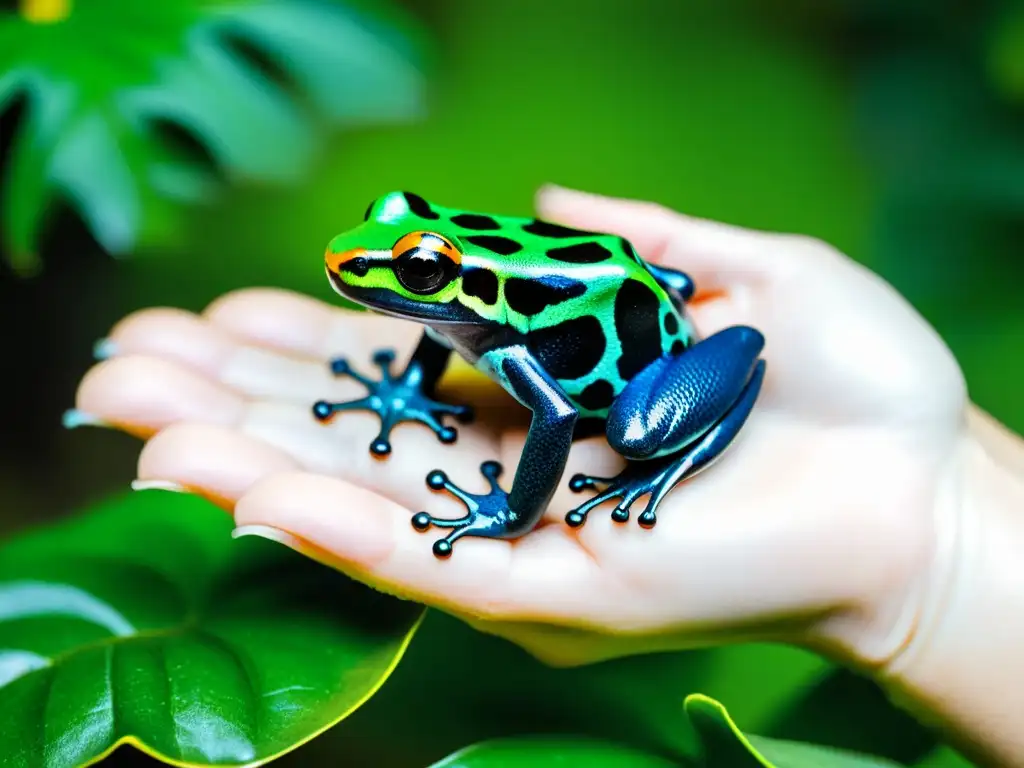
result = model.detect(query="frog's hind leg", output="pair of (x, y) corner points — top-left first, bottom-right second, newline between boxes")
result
(312, 332), (473, 457)
(566, 325), (765, 529)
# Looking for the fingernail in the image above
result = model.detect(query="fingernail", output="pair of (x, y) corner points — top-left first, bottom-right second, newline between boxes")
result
(131, 479), (189, 493)
(232, 524), (304, 548)
(62, 409), (109, 429)
(93, 337), (117, 360)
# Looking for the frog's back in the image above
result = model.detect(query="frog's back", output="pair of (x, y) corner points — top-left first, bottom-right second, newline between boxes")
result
(420, 198), (694, 420)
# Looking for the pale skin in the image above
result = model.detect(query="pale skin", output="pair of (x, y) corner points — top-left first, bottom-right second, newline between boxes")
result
(70, 185), (1024, 767)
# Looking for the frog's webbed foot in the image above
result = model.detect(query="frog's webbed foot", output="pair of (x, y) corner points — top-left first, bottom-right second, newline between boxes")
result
(411, 461), (525, 559)
(565, 457), (679, 529)
(566, 329), (766, 530)
(312, 348), (473, 457)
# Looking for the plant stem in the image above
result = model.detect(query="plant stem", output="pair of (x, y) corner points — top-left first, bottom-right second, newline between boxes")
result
(20, 0), (70, 23)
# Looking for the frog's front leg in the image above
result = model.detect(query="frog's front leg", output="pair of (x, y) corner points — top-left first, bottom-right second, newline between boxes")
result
(411, 345), (578, 558)
(312, 330), (473, 457)
(566, 326), (765, 529)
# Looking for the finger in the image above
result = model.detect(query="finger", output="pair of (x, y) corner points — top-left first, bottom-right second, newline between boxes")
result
(101, 308), (235, 373)
(232, 470), (608, 624)
(131, 425), (621, 626)
(135, 422), (299, 508)
(74, 354), (502, 514)
(201, 287), (421, 364)
(98, 308), (388, 407)
(73, 356), (244, 437)
(534, 184), (807, 287)
(200, 287), (504, 411)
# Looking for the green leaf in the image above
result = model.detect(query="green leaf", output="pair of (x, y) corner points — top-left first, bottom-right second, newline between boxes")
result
(0, 0), (427, 272)
(0, 489), (425, 768)
(428, 736), (681, 768)
(684, 695), (908, 768)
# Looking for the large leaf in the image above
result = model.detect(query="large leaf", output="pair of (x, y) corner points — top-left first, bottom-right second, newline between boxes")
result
(683, 694), (908, 768)
(0, 489), (425, 767)
(429, 737), (681, 768)
(0, 0), (427, 272)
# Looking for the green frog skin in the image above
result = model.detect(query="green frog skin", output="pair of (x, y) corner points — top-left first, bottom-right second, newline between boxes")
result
(314, 191), (766, 558)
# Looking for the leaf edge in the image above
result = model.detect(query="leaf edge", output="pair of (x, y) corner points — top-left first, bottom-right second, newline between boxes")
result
(683, 693), (776, 768)
(66, 608), (428, 768)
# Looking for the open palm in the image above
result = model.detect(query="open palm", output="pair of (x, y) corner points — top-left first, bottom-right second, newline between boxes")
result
(72, 186), (968, 668)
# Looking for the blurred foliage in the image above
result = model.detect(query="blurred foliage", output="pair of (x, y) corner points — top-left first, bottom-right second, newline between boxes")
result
(0, 490), (423, 768)
(682, 694), (907, 767)
(1, 0), (1020, 767)
(428, 737), (680, 768)
(805, 0), (1024, 431)
(0, 0), (427, 273)
(428, 695), (912, 767)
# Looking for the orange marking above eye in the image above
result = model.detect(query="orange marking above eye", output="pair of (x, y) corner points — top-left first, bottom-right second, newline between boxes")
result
(325, 246), (367, 273)
(392, 231), (462, 265)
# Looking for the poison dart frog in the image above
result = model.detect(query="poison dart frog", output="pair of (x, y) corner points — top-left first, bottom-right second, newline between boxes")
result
(314, 191), (766, 559)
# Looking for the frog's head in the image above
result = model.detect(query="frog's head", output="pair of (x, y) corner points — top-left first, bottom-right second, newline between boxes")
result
(325, 191), (477, 324)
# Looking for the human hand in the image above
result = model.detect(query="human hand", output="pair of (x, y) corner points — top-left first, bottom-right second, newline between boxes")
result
(69, 185), (969, 670)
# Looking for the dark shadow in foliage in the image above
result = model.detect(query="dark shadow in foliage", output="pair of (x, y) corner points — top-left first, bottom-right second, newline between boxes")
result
(0, 90), (139, 529)
(763, 667), (938, 766)
(215, 29), (311, 113)
(278, 611), (711, 768)
(147, 117), (224, 179)
(208, 536), (422, 640)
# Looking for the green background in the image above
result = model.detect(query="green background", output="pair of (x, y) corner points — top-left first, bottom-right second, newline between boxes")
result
(1, 0), (1021, 765)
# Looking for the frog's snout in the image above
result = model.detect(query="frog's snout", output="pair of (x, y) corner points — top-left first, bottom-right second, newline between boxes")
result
(325, 246), (365, 275)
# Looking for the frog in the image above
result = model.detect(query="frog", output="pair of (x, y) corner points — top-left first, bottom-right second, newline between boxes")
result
(314, 191), (766, 559)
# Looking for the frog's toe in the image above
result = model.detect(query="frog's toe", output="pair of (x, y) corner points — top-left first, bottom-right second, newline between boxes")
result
(565, 470), (629, 526)
(372, 348), (396, 366)
(564, 461), (670, 529)
(311, 396), (372, 423)
(312, 400), (333, 421)
(637, 509), (658, 529)
(411, 461), (518, 558)
(371, 348), (398, 377)
(370, 437), (393, 456)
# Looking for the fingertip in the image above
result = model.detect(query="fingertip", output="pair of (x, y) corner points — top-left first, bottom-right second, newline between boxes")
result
(203, 287), (336, 358)
(203, 287), (306, 322)
(235, 471), (398, 564)
(105, 307), (235, 375)
(534, 182), (574, 207)
(108, 306), (196, 338)
(137, 422), (299, 504)
(75, 356), (244, 433)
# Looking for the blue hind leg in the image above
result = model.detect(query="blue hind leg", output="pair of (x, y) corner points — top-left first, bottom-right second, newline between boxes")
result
(565, 326), (765, 529)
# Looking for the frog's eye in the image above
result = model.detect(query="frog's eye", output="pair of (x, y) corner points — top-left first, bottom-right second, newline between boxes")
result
(391, 231), (462, 294)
